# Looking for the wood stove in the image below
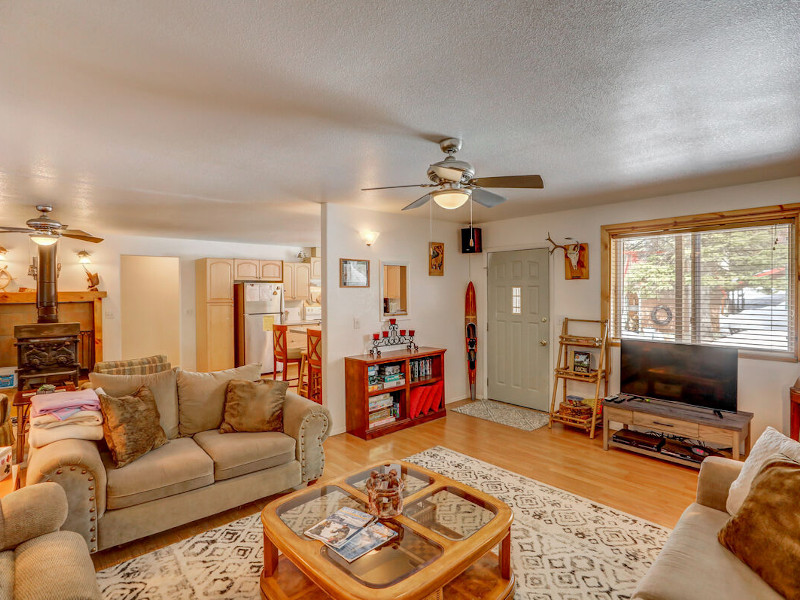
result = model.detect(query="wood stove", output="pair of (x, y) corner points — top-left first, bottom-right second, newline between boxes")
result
(13, 243), (81, 390)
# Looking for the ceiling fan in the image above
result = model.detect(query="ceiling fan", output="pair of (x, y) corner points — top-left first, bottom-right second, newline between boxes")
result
(361, 138), (544, 211)
(0, 205), (103, 245)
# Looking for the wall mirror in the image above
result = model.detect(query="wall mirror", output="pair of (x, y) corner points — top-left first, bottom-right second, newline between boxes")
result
(381, 261), (408, 317)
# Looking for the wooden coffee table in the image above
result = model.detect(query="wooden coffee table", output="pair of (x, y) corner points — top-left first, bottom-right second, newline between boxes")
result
(260, 460), (514, 600)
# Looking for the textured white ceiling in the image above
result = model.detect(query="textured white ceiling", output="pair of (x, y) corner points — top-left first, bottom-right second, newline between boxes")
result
(0, 1), (798, 245)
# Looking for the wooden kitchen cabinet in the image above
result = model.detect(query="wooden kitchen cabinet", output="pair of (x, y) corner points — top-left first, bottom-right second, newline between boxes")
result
(196, 258), (235, 372)
(234, 259), (260, 281)
(199, 258), (234, 303)
(283, 262), (312, 300)
(311, 257), (321, 279)
(259, 260), (283, 282)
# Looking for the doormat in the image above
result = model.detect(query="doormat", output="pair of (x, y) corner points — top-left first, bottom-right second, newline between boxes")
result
(452, 399), (550, 431)
(96, 446), (669, 599)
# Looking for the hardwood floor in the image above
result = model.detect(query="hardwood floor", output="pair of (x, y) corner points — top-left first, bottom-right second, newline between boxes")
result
(91, 400), (699, 571)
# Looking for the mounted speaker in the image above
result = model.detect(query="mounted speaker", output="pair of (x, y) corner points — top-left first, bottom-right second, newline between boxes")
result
(460, 227), (482, 253)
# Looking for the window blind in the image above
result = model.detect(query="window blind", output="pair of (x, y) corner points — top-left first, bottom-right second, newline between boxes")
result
(610, 222), (795, 353)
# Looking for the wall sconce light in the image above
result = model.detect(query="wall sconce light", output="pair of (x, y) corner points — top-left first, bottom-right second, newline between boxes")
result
(362, 231), (380, 246)
(77, 250), (92, 264)
(0, 246), (7, 257)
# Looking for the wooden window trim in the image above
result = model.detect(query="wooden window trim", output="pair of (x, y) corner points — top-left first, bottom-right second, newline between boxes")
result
(600, 203), (800, 362)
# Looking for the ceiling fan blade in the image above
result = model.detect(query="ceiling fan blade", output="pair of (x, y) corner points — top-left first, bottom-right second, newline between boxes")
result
(61, 230), (104, 243)
(471, 188), (507, 208)
(469, 175), (544, 189)
(431, 164), (464, 182)
(0, 227), (34, 233)
(402, 194), (432, 211)
(361, 183), (430, 191)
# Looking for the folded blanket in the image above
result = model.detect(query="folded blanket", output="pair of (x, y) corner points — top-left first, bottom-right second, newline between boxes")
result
(28, 423), (104, 449)
(31, 389), (100, 418)
(31, 410), (103, 429)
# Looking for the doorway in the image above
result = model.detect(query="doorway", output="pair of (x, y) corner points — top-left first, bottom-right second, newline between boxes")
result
(487, 249), (550, 410)
(120, 256), (181, 364)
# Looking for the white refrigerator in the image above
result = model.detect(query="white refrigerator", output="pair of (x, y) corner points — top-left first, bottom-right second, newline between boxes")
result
(234, 282), (284, 374)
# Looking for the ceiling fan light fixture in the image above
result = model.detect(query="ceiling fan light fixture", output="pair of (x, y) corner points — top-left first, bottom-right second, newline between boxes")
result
(432, 188), (471, 210)
(29, 232), (59, 246)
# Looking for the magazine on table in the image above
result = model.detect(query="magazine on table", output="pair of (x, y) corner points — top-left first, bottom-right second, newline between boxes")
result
(304, 507), (376, 549)
(330, 521), (397, 562)
(304, 506), (398, 560)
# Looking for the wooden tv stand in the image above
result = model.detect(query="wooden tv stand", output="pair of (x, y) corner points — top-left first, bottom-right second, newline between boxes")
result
(603, 396), (753, 468)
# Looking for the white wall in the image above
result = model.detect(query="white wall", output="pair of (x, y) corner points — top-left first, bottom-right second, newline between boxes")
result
(474, 176), (800, 439)
(1, 234), (303, 370)
(322, 204), (471, 436)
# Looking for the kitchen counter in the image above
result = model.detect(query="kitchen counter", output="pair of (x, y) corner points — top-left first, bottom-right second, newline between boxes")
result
(283, 321), (321, 326)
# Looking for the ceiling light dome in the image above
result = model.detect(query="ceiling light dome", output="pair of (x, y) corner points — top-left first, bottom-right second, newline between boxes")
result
(29, 232), (59, 246)
(432, 188), (471, 210)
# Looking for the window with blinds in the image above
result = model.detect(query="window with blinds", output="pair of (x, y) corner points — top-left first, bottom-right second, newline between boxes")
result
(609, 221), (795, 354)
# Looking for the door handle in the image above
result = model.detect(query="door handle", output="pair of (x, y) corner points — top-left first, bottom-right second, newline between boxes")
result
(539, 340), (548, 346)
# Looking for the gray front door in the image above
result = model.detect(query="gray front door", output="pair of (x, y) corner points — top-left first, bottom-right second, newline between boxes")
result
(487, 249), (550, 410)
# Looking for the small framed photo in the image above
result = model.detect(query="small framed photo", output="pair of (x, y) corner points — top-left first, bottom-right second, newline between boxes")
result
(340, 259), (370, 288)
(428, 242), (444, 276)
(571, 350), (592, 373)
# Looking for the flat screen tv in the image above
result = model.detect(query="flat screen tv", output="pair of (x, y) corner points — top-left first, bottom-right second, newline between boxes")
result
(620, 340), (738, 412)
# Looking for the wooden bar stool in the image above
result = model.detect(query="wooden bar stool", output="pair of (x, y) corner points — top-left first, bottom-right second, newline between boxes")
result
(297, 351), (309, 397)
(273, 325), (302, 383)
(307, 329), (323, 404)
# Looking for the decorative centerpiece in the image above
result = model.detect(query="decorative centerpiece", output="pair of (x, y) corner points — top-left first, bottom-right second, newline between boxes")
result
(36, 384), (57, 395)
(365, 468), (405, 518)
(369, 319), (418, 357)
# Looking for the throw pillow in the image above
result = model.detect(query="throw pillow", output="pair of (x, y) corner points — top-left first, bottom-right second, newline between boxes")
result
(726, 426), (800, 514)
(89, 368), (180, 439)
(176, 364), (262, 436)
(220, 379), (288, 433)
(718, 453), (800, 600)
(99, 386), (167, 468)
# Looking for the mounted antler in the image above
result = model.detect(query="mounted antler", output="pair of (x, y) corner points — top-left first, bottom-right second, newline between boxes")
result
(546, 232), (583, 270)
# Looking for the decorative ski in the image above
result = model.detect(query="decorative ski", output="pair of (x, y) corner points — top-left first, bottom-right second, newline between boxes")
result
(465, 281), (478, 401)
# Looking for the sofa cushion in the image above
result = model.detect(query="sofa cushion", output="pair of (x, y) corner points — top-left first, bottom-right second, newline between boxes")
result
(14, 531), (101, 600)
(726, 426), (800, 514)
(103, 438), (214, 510)
(0, 551), (12, 600)
(633, 503), (782, 600)
(193, 430), (296, 481)
(718, 454), (800, 600)
(100, 386), (167, 468)
(177, 364), (262, 436)
(89, 368), (180, 439)
(220, 379), (287, 433)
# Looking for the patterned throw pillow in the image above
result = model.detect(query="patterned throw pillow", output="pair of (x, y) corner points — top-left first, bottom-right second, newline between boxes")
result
(726, 426), (800, 515)
(99, 386), (167, 468)
(718, 453), (800, 600)
(219, 379), (288, 433)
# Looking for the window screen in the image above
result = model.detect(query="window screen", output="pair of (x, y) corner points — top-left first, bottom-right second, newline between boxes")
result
(610, 222), (795, 353)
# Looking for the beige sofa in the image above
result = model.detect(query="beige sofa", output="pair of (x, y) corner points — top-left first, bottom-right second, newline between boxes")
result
(25, 367), (331, 553)
(633, 456), (781, 600)
(0, 482), (100, 599)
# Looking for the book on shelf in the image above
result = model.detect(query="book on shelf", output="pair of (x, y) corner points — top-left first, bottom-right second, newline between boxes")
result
(369, 416), (397, 429)
(382, 378), (405, 389)
(382, 373), (403, 382)
(369, 398), (394, 412)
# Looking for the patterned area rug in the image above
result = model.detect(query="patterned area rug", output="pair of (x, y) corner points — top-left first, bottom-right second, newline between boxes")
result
(452, 399), (551, 431)
(97, 447), (669, 599)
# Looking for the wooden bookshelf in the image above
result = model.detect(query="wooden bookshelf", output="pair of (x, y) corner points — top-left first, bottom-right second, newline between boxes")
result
(345, 347), (446, 440)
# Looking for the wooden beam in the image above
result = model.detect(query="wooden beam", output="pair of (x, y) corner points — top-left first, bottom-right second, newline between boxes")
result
(0, 291), (107, 304)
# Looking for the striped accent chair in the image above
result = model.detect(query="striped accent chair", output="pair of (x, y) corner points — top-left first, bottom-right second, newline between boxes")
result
(93, 354), (171, 375)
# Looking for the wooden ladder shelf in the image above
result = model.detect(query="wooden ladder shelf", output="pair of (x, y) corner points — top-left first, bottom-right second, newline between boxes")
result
(548, 318), (609, 439)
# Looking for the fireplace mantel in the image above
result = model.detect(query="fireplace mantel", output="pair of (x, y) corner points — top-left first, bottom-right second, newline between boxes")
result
(0, 291), (107, 364)
(0, 291), (107, 304)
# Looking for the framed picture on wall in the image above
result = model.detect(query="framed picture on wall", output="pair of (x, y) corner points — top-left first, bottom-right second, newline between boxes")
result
(340, 258), (370, 288)
(429, 242), (444, 276)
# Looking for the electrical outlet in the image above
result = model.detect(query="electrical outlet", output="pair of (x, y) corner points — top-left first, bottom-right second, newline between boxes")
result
(104, 311), (115, 320)
(353, 316), (360, 330)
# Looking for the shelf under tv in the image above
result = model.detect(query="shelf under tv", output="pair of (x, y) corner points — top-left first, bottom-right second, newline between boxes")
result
(602, 396), (754, 467)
